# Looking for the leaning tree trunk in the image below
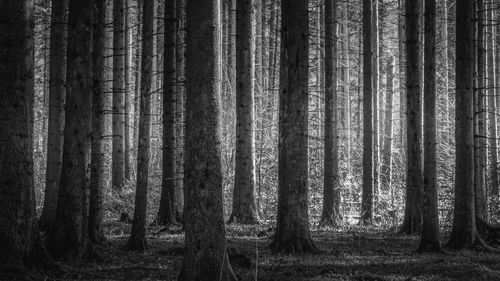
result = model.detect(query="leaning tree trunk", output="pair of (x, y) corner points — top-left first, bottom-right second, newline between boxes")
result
(270, 0), (318, 254)
(418, 0), (441, 252)
(40, 0), (67, 230)
(400, 0), (422, 235)
(46, 0), (93, 262)
(446, 0), (478, 250)
(229, 0), (260, 225)
(0, 0), (53, 268)
(320, 0), (341, 227)
(361, 0), (374, 225)
(178, 0), (237, 279)
(156, 0), (178, 227)
(126, 0), (154, 252)
(89, 0), (109, 244)
(112, 0), (126, 192)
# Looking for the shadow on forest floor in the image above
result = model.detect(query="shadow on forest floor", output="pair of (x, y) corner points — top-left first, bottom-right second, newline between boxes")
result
(28, 223), (500, 281)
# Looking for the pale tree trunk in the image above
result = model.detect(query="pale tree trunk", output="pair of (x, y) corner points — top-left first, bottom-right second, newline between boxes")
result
(400, 0), (422, 235)
(372, 0), (380, 208)
(229, 0), (259, 225)
(157, 0), (178, 226)
(178, 0), (237, 279)
(361, 0), (374, 225)
(398, 0), (406, 164)
(418, 0), (441, 252)
(112, 0), (126, 191)
(89, 0), (110, 244)
(446, 0), (477, 250)
(343, 2), (351, 176)
(126, 0), (154, 252)
(270, 0), (318, 254)
(46, 0), (93, 262)
(124, 0), (133, 181)
(381, 59), (394, 197)
(0, 0), (53, 268)
(41, 0), (68, 230)
(320, 0), (341, 227)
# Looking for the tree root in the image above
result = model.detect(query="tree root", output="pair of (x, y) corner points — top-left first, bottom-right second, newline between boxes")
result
(270, 235), (320, 254)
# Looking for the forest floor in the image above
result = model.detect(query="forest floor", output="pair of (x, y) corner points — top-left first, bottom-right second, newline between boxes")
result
(17, 222), (500, 281)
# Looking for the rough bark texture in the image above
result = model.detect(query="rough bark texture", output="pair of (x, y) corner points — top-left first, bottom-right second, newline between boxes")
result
(40, 0), (67, 230)
(112, 0), (126, 191)
(229, 0), (259, 225)
(157, 0), (178, 227)
(0, 0), (53, 268)
(418, 0), (441, 252)
(361, 0), (374, 225)
(46, 0), (93, 262)
(178, 0), (237, 279)
(126, 0), (154, 252)
(380, 58), (394, 202)
(400, 0), (422, 235)
(320, 0), (341, 227)
(89, 0), (108, 244)
(372, 0), (380, 209)
(446, 0), (477, 250)
(270, 0), (318, 254)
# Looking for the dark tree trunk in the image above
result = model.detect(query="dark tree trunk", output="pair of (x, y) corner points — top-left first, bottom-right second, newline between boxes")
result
(178, 0), (237, 279)
(112, 0), (126, 192)
(89, 0), (109, 244)
(229, 0), (259, 225)
(372, 0), (380, 210)
(361, 0), (374, 225)
(418, 0), (441, 252)
(0, 0), (53, 269)
(270, 0), (318, 254)
(446, 0), (477, 250)
(320, 0), (341, 227)
(40, 0), (67, 230)
(46, 0), (93, 262)
(400, 0), (422, 235)
(125, 0), (154, 252)
(156, 0), (178, 227)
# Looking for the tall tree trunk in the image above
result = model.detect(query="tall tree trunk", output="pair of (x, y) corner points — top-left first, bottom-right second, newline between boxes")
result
(270, 0), (318, 254)
(46, 0), (93, 262)
(126, 0), (154, 252)
(446, 0), (477, 250)
(0, 0), (53, 268)
(112, 0), (126, 191)
(418, 0), (441, 252)
(157, 0), (178, 226)
(398, 0), (406, 165)
(361, 0), (374, 225)
(381, 59), (394, 198)
(372, 0), (380, 209)
(89, 0), (109, 244)
(229, 0), (259, 225)
(40, 0), (67, 230)
(400, 0), (422, 235)
(320, 0), (341, 227)
(124, 0), (133, 181)
(178, 0), (237, 279)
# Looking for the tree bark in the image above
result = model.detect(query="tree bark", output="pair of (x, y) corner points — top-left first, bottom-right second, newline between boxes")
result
(46, 0), (93, 262)
(320, 0), (341, 227)
(178, 0), (237, 279)
(270, 0), (318, 254)
(418, 0), (441, 252)
(372, 0), (380, 209)
(40, 0), (67, 230)
(126, 0), (154, 252)
(229, 0), (259, 225)
(380, 58), (394, 202)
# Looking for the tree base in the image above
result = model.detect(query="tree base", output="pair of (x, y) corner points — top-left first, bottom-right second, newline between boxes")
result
(227, 213), (260, 225)
(318, 216), (341, 228)
(398, 219), (420, 235)
(270, 235), (319, 254)
(124, 237), (148, 252)
(416, 241), (442, 253)
(177, 254), (237, 281)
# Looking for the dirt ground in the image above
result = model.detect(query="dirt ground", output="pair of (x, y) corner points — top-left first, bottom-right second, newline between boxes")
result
(7, 223), (500, 281)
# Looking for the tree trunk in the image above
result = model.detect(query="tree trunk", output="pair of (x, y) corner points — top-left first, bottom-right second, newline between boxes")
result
(400, 0), (422, 235)
(46, 0), (93, 262)
(418, 0), (441, 252)
(372, 0), (380, 209)
(381, 59), (394, 199)
(126, 0), (154, 252)
(270, 0), (318, 254)
(40, 0), (67, 230)
(0, 0), (53, 268)
(320, 0), (341, 227)
(178, 0), (237, 279)
(361, 0), (374, 225)
(446, 0), (477, 250)
(229, 0), (259, 225)
(89, 0), (109, 244)
(398, 0), (406, 166)
(112, 0), (126, 192)
(124, 0), (133, 181)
